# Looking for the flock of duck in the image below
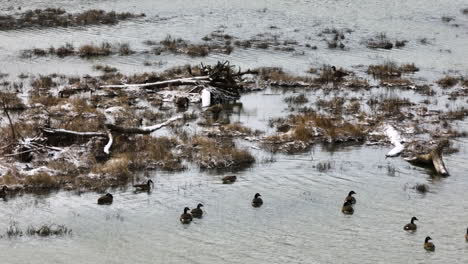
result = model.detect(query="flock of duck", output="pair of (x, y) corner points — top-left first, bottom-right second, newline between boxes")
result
(2, 174), (467, 252)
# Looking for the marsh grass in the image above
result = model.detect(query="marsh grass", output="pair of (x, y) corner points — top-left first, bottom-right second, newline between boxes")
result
(436, 76), (459, 88)
(187, 137), (255, 169)
(316, 161), (332, 172)
(78, 43), (112, 57)
(0, 9), (144, 31)
(366, 33), (393, 49)
(3, 222), (71, 238)
(284, 94), (309, 105)
(367, 61), (417, 78)
(24, 173), (60, 189)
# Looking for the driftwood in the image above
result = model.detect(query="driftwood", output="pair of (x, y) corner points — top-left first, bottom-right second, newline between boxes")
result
(100, 76), (210, 89)
(105, 115), (182, 135)
(405, 140), (449, 176)
(42, 128), (107, 138)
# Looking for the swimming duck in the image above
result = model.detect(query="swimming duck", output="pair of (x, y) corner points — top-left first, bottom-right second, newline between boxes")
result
(191, 203), (204, 218)
(0, 186), (8, 198)
(341, 200), (354, 215)
(424, 236), (435, 251)
(331, 66), (349, 79)
(345, 191), (356, 204)
(97, 193), (113, 205)
(252, 193), (263, 207)
(404, 216), (418, 232)
(134, 179), (154, 191)
(465, 228), (468, 242)
(222, 175), (237, 184)
(180, 207), (193, 224)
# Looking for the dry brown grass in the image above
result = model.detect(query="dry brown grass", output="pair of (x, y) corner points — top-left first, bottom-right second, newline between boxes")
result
(31, 75), (57, 89)
(256, 67), (310, 83)
(78, 43), (112, 57)
(92, 154), (131, 181)
(367, 61), (401, 78)
(366, 33), (393, 49)
(188, 136), (255, 169)
(436, 76), (459, 88)
(94, 64), (118, 73)
(118, 43), (134, 55)
(345, 78), (370, 90)
(24, 173), (60, 189)
(288, 112), (366, 142)
(222, 123), (253, 135)
(284, 94), (309, 105)
(0, 9), (144, 31)
(0, 92), (25, 110)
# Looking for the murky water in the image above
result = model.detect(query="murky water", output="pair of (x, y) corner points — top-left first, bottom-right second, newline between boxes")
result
(1, 0), (468, 263)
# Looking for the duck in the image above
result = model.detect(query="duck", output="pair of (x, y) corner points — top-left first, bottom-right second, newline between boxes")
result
(331, 66), (349, 79)
(97, 193), (113, 205)
(222, 175), (237, 184)
(180, 207), (193, 224)
(345, 190), (356, 204)
(0, 186), (8, 199)
(465, 228), (468, 242)
(341, 200), (354, 215)
(251, 193), (263, 208)
(191, 203), (204, 218)
(134, 179), (154, 192)
(404, 216), (418, 232)
(424, 236), (435, 251)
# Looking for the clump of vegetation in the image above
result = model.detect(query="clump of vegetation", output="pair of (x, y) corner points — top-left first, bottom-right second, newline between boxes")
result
(255, 67), (311, 84)
(118, 43), (134, 55)
(399, 63), (419, 73)
(78, 42), (112, 57)
(436, 76), (459, 88)
(316, 161), (332, 172)
(157, 35), (233, 57)
(284, 94), (309, 105)
(24, 172), (60, 189)
(413, 183), (429, 193)
(0, 8), (145, 31)
(462, 8), (468, 15)
(54, 43), (75, 57)
(3, 222), (71, 238)
(186, 137), (255, 169)
(366, 33), (393, 49)
(0, 92), (25, 110)
(345, 78), (371, 90)
(31, 75), (57, 89)
(94, 64), (118, 73)
(367, 61), (401, 78)
(267, 112), (367, 147)
(441, 16), (454, 23)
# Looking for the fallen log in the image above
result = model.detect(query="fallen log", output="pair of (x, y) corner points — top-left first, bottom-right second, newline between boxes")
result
(42, 128), (107, 138)
(105, 115), (182, 134)
(100, 76), (211, 89)
(404, 140), (449, 176)
(42, 127), (107, 146)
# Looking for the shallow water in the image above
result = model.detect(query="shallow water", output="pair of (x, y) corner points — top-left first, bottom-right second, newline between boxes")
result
(1, 0), (468, 263)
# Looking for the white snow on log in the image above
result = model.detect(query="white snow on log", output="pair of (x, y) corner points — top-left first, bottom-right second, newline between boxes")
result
(142, 115), (183, 132)
(104, 131), (113, 155)
(201, 88), (211, 107)
(100, 76), (210, 89)
(384, 124), (404, 157)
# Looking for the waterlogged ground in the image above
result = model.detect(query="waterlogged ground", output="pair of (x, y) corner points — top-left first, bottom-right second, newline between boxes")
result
(1, 0), (468, 263)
